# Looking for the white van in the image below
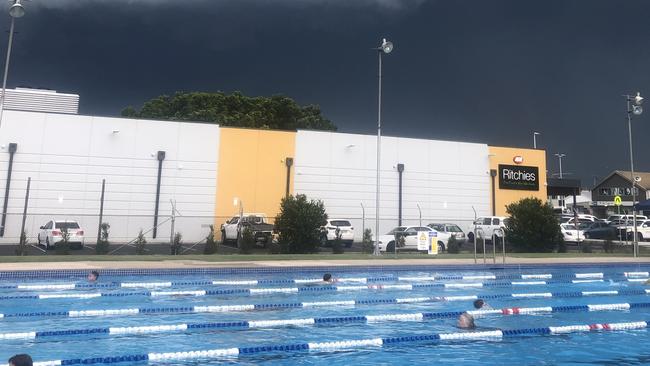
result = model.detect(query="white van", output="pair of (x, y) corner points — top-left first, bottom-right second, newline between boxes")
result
(468, 216), (507, 243)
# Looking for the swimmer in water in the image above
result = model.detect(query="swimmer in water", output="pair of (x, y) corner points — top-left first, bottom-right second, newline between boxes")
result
(87, 271), (99, 282)
(457, 312), (476, 329)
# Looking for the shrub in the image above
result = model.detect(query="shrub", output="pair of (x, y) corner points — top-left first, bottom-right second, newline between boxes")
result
(15, 231), (28, 256)
(274, 194), (327, 254)
(331, 228), (344, 254)
(505, 197), (562, 252)
(135, 230), (147, 255)
(446, 235), (461, 254)
(203, 225), (218, 254)
(56, 228), (70, 255)
(239, 227), (255, 254)
(96, 222), (110, 255)
(171, 232), (182, 255)
(362, 228), (374, 254)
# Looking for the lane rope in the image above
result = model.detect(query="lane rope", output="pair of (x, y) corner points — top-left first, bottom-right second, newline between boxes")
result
(30, 320), (650, 365)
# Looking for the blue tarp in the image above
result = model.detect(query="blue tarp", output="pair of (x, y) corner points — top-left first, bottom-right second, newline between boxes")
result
(634, 199), (650, 211)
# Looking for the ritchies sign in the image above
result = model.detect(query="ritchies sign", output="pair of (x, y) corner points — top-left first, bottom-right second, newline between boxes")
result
(498, 164), (539, 191)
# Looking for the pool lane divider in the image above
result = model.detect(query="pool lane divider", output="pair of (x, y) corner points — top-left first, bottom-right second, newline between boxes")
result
(1, 276), (642, 302)
(3, 301), (650, 342)
(29, 320), (650, 365)
(0, 272), (612, 290)
(3, 288), (650, 321)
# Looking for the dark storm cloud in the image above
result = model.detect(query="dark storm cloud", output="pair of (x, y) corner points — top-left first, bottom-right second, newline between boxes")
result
(1, 0), (649, 184)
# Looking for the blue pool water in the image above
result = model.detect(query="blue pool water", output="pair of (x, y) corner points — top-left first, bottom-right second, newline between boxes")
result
(2, 263), (650, 365)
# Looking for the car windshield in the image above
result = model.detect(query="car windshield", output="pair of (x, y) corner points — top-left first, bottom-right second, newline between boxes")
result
(428, 224), (444, 231)
(55, 222), (80, 229)
(562, 224), (578, 230)
(330, 220), (351, 227)
(446, 225), (463, 232)
(387, 227), (406, 235)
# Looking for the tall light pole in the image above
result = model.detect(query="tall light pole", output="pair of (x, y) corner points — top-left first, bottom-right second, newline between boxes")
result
(533, 132), (540, 149)
(625, 92), (643, 258)
(374, 38), (393, 256)
(554, 153), (566, 179)
(0, 0), (26, 131)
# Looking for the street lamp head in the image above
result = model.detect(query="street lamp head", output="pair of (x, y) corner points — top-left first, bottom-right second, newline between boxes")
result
(534, 132), (540, 135)
(632, 105), (643, 116)
(634, 92), (644, 106)
(380, 38), (393, 54)
(9, 0), (25, 18)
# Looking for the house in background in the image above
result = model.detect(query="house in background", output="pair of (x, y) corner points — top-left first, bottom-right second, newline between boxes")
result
(591, 170), (650, 217)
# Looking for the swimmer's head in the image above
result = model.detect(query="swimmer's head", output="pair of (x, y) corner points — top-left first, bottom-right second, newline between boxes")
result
(457, 313), (476, 329)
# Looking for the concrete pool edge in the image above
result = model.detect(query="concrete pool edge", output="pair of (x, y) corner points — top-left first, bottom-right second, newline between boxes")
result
(1, 256), (650, 271)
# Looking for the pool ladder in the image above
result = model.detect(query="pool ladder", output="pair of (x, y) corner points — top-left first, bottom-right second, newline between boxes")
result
(473, 228), (506, 265)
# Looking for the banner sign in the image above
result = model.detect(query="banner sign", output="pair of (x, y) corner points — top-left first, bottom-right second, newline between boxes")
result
(498, 164), (539, 191)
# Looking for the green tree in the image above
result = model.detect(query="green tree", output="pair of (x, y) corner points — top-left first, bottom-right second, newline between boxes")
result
(505, 197), (563, 253)
(122, 91), (337, 131)
(275, 194), (328, 254)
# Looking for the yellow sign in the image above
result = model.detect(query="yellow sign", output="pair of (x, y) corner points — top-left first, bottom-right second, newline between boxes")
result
(614, 196), (622, 206)
(417, 232), (429, 251)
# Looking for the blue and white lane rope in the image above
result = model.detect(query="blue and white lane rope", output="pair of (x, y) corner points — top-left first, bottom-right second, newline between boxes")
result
(3, 288), (650, 320)
(2, 301), (650, 341)
(0, 277), (637, 302)
(29, 320), (650, 365)
(0, 272), (612, 290)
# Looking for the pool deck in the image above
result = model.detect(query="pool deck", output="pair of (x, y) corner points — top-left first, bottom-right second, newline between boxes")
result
(2, 256), (650, 271)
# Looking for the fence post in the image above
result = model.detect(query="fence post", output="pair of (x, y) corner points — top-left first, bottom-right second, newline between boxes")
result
(19, 177), (30, 244)
(96, 179), (105, 244)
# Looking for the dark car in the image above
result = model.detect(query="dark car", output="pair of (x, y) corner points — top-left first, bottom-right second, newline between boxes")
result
(582, 222), (616, 239)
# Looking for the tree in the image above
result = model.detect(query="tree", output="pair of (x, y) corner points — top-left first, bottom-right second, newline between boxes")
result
(274, 194), (328, 254)
(505, 197), (563, 253)
(122, 91), (337, 131)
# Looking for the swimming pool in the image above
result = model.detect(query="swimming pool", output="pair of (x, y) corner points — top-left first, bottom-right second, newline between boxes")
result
(2, 263), (650, 365)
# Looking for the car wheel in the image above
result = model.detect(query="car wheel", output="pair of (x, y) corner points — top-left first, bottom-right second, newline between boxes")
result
(467, 232), (474, 244)
(221, 230), (228, 244)
(386, 241), (395, 253)
(45, 237), (51, 250)
(438, 241), (446, 252)
(584, 233), (590, 239)
(638, 233), (644, 242)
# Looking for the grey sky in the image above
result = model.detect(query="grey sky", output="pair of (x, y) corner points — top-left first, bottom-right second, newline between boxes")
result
(1, 0), (649, 185)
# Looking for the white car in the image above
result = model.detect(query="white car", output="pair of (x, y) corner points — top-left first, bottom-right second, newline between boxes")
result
(321, 219), (354, 248)
(604, 214), (648, 224)
(428, 223), (467, 244)
(560, 223), (584, 243)
(468, 216), (507, 243)
(635, 220), (650, 242)
(37, 220), (85, 250)
(377, 226), (451, 253)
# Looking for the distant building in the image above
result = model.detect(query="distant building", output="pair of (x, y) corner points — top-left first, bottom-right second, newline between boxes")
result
(591, 170), (650, 217)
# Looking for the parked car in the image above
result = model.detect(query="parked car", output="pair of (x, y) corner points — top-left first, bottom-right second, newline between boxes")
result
(604, 214), (648, 224)
(37, 220), (84, 250)
(582, 222), (616, 239)
(467, 216), (507, 243)
(377, 226), (451, 253)
(427, 223), (467, 244)
(635, 220), (650, 241)
(560, 223), (584, 243)
(615, 220), (648, 241)
(220, 214), (274, 247)
(320, 219), (355, 248)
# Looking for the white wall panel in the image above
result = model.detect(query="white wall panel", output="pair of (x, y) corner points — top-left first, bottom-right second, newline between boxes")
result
(0, 110), (220, 244)
(295, 130), (491, 240)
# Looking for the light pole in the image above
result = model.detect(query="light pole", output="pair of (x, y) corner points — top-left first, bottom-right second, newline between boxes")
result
(0, 0), (26, 131)
(533, 132), (540, 149)
(624, 92), (643, 257)
(554, 153), (566, 179)
(373, 38), (393, 256)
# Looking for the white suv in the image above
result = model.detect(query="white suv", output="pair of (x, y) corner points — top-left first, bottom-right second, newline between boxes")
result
(468, 216), (507, 243)
(321, 219), (355, 248)
(37, 220), (85, 250)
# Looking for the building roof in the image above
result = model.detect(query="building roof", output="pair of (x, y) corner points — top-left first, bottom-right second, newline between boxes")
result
(594, 170), (650, 190)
